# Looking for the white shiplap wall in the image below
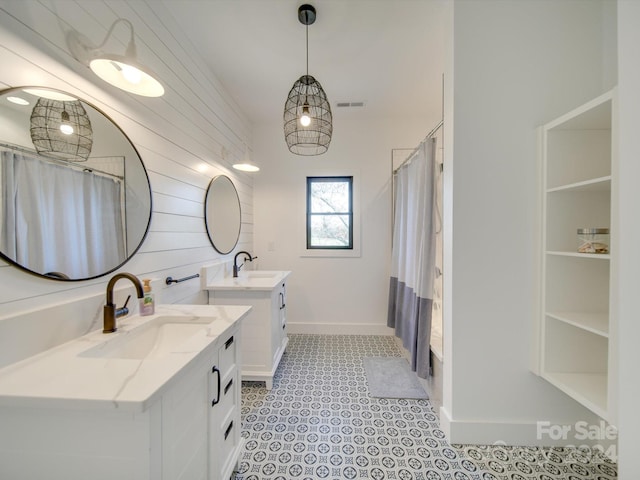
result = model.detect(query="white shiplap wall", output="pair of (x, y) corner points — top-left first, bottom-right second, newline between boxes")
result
(0, 0), (254, 318)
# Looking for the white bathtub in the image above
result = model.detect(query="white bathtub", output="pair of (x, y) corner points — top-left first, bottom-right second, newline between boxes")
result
(430, 316), (443, 362)
(430, 267), (443, 362)
(428, 273), (443, 417)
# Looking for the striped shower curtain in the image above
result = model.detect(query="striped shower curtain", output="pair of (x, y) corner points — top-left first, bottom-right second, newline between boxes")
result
(387, 138), (437, 378)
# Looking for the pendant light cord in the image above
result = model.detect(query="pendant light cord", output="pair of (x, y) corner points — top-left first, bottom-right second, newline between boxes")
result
(304, 15), (309, 105)
(305, 21), (309, 77)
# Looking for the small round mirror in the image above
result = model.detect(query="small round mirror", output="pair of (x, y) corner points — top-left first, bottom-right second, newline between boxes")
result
(204, 175), (241, 254)
(0, 86), (152, 281)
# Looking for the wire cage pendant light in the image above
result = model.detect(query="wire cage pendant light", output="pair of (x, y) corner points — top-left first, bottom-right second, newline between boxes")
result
(30, 98), (93, 161)
(283, 4), (332, 156)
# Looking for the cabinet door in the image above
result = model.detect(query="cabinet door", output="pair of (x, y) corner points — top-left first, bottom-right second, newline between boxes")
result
(278, 281), (287, 345)
(162, 358), (209, 480)
(209, 330), (240, 480)
(270, 284), (284, 363)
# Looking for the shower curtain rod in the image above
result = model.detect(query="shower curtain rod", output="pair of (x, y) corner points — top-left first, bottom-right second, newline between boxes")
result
(0, 141), (124, 180)
(392, 119), (443, 174)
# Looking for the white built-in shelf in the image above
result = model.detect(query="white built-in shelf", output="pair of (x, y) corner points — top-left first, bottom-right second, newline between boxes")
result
(546, 312), (609, 337)
(542, 372), (607, 420)
(545, 90), (612, 130)
(546, 251), (611, 260)
(546, 176), (611, 193)
(537, 88), (616, 424)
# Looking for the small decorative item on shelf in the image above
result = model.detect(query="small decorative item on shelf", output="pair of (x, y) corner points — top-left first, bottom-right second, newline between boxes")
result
(577, 228), (609, 254)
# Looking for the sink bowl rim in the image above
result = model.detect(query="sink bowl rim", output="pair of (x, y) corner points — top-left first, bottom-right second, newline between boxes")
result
(79, 315), (217, 360)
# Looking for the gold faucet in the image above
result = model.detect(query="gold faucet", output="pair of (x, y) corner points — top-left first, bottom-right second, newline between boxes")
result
(103, 273), (145, 333)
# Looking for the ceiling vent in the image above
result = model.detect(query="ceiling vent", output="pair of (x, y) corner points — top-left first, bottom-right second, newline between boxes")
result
(336, 102), (365, 108)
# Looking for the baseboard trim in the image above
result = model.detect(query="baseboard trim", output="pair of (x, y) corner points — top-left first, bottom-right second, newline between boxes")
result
(439, 407), (612, 447)
(287, 322), (394, 336)
(439, 407), (546, 445)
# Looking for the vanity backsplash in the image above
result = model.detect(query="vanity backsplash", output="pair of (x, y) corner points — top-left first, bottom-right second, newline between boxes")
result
(0, 261), (241, 369)
(0, 281), (151, 369)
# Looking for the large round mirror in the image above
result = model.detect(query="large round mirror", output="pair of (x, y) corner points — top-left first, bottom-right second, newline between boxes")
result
(204, 175), (241, 254)
(0, 87), (152, 281)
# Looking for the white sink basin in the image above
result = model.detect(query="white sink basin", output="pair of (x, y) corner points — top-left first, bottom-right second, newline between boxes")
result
(242, 271), (278, 279)
(80, 316), (214, 360)
(205, 270), (290, 291)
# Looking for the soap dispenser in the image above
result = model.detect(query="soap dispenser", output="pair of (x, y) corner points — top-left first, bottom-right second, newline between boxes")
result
(140, 279), (155, 316)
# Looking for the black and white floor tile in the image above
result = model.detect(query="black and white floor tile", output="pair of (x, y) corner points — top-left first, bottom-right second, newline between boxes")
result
(236, 335), (617, 480)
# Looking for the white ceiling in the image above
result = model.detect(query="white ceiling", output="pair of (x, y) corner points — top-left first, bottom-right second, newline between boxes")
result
(160, 0), (446, 125)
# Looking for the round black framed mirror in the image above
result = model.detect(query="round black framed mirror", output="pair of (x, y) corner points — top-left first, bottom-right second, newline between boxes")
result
(204, 175), (241, 255)
(0, 87), (152, 281)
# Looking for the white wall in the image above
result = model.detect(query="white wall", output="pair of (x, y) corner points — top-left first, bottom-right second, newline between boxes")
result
(253, 114), (440, 335)
(616, 2), (640, 477)
(442, 0), (616, 444)
(0, 2), (253, 360)
(3, 0), (634, 464)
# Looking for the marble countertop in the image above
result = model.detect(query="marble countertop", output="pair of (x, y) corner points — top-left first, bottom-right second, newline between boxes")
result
(205, 270), (291, 291)
(0, 304), (251, 412)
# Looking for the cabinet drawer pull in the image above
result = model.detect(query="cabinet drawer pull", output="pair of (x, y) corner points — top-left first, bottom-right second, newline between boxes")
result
(224, 421), (234, 440)
(224, 378), (234, 395)
(224, 336), (234, 349)
(282, 323), (286, 330)
(211, 366), (221, 406)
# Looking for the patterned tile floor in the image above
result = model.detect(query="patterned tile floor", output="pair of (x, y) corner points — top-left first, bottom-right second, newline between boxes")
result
(236, 335), (617, 480)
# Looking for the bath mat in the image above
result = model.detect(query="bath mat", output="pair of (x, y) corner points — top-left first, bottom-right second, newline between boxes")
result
(363, 356), (428, 399)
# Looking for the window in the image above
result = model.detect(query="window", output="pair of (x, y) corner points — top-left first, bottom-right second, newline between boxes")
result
(306, 176), (353, 249)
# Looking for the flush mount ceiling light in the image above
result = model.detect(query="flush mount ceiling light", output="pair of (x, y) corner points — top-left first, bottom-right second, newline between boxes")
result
(233, 143), (260, 172)
(29, 98), (93, 161)
(67, 18), (164, 97)
(283, 4), (332, 156)
(6, 96), (30, 106)
(22, 88), (77, 102)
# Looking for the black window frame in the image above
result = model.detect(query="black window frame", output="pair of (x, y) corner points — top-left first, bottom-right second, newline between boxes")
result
(306, 176), (354, 250)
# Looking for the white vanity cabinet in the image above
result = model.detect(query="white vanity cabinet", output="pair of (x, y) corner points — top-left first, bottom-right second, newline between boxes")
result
(536, 89), (617, 423)
(0, 306), (247, 480)
(208, 272), (290, 390)
(164, 326), (241, 480)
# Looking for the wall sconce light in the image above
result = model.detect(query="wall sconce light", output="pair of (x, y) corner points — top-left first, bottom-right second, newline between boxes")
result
(67, 18), (164, 97)
(233, 144), (260, 172)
